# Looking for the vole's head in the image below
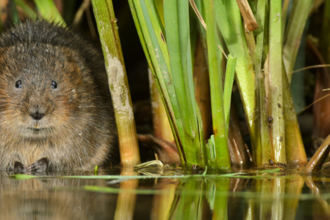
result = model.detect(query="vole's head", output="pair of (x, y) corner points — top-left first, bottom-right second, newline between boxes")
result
(0, 43), (90, 139)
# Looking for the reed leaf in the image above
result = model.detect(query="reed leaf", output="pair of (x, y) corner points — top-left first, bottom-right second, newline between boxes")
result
(34, 0), (65, 26)
(204, 0), (230, 170)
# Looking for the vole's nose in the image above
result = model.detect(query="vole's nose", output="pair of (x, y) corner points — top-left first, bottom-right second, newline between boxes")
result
(30, 111), (45, 120)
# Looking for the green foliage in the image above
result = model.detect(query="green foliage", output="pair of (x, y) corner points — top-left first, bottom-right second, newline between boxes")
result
(129, 0), (240, 170)
(34, 0), (66, 26)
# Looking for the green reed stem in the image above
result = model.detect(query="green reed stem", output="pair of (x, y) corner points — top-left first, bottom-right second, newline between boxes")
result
(91, 0), (140, 166)
(269, 0), (286, 164)
(164, 0), (205, 167)
(204, 0), (230, 170)
(254, 0), (271, 167)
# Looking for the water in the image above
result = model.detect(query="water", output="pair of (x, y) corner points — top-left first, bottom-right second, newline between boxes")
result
(2, 168), (330, 220)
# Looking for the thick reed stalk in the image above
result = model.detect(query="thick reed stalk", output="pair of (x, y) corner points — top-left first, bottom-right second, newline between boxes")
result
(92, 0), (140, 166)
(204, 0), (230, 170)
(254, 0), (272, 167)
(269, 0), (286, 164)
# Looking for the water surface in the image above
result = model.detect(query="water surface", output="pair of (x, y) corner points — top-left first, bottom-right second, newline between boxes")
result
(3, 168), (330, 219)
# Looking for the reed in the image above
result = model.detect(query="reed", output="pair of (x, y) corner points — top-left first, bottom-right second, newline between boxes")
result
(91, 0), (140, 166)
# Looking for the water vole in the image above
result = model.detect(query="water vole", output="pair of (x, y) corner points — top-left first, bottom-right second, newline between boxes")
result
(0, 21), (118, 171)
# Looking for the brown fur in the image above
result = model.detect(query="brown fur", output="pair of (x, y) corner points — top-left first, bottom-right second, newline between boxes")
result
(0, 21), (118, 171)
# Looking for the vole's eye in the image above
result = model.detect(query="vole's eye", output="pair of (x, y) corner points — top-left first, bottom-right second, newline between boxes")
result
(15, 80), (22, 89)
(51, 81), (57, 89)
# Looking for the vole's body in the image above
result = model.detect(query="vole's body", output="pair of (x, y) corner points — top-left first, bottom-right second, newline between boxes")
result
(0, 21), (117, 171)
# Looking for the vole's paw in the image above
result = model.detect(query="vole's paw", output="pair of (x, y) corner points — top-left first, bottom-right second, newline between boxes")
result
(14, 161), (26, 174)
(27, 157), (49, 172)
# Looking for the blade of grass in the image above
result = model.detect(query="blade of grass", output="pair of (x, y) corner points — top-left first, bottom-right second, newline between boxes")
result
(34, 0), (65, 26)
(204, 0), (230, 170)
(164, 0), (204, 167)
(91, 0), (140, 166)
(143, 0), (169, 70)
(132, 0), (185, 164)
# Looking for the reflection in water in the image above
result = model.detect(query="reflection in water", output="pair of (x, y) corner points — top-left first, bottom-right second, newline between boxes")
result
(0, 171), (119, 220)
(2, 170), (330, 219)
